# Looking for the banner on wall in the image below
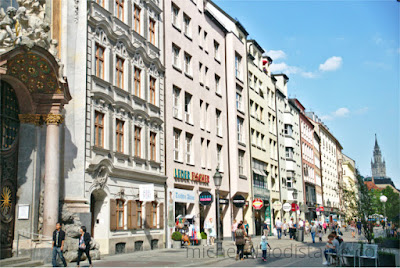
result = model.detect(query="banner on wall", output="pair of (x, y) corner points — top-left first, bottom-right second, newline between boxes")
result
(139, 184), (154, 202)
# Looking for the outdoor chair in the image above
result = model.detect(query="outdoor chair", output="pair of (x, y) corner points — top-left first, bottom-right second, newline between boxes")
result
(339, 243), (361, 267)
(358, 244), (378, 267)
(327, 242), (345, 267)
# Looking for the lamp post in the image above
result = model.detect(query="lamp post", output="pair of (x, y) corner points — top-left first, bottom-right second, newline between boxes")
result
(292, 189), (298, 240)
(380, 195), (387, 233)
(213, 167), (223, 255)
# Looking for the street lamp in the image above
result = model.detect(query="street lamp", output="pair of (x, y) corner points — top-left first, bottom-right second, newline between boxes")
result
(380, 195), (387, 232)
(213, 167), (223, 255)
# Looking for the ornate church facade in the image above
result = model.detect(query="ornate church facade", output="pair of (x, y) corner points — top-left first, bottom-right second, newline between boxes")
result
(0, 0), (165, 260)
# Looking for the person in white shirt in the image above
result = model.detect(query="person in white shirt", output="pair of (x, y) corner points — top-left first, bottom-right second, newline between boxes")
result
(299, 218), (305, 229)
(282, 219), (288, 237)
(204, 218), (213, 246)
(275, 218), (283, 239)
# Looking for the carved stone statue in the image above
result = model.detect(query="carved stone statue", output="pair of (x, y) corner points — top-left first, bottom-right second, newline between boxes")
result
(93, 166), (108, 190)
(0, 0), (59, 58)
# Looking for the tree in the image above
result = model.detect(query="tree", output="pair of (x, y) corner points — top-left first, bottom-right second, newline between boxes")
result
(355, 169), (374, 243)
(370, 186), (400, 225)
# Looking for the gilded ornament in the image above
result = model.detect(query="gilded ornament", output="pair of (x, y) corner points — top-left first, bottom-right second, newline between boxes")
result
(18, 114), (42, 125)
(44, 114), (64, 125)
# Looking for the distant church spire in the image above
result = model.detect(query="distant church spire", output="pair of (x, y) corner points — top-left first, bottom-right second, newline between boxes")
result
(371, 134), (386, 178)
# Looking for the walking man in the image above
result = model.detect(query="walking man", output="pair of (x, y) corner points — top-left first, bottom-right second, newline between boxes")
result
(275, 217), (283, 239)
(52, 222), (67, 267)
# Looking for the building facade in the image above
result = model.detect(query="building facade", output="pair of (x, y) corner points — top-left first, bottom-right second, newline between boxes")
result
(274, 75), (304, 221)
(85, 0), (166, 255)
(342, 153), (358, 221)
(247, 40), (271, 235)
(294, 99), (318, 222)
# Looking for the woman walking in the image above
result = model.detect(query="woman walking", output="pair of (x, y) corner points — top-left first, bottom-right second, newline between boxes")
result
(323, 221), (327, 234)
(77, 226), (92, 267)
(235, 223), (246, 261)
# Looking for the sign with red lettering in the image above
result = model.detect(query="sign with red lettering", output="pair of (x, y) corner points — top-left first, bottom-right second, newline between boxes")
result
(319, 206), (324, 212)
(291, 203), (299, 211)
(174, 169), (210, 183)
(252, 199), (263, 210)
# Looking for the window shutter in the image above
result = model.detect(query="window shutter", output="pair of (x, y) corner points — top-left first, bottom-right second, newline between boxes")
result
(132, 201), (138, 229)
(159, 203), (164, 229)
(110, 199), (117, 231)
(145, 202), (152, 229)
(127, 200), (133, 229)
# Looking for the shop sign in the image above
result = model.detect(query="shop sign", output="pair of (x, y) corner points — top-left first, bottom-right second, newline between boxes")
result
(199, 191), (213, 206)
(139, 184), (154, 202)
(282, 203), (292, 212)
(174, 188), (195, 204)
(252, 198), (263, 210)
(174, 169), (210, 183)
(319, 206), (325, 212)
(300, 203), (308, 212)
(291, 203), (299, 211)
(219, 198), (229, 205)
(232, 195), (246, 208)
(272, 201), (282, 211)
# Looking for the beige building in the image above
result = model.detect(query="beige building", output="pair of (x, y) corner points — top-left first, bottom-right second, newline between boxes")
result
(342, 154), (358, 221)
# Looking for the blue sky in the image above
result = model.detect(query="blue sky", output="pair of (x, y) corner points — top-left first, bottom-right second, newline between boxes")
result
(215, 0), (400, 187)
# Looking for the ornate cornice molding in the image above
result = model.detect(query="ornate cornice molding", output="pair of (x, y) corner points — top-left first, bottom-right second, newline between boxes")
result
(18, 114), (42, 125)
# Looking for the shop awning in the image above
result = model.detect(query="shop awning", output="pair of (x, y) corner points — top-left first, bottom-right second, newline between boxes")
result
(253, 168), (267, 177)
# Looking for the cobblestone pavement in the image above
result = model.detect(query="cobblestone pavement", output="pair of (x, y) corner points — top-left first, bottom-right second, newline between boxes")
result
(75, 229), (362, 267)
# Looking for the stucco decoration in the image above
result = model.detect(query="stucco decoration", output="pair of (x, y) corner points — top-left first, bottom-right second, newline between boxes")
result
(60, 204), (101, 262)
(92, 165), (109, 190)
(0, 0), (58, 58)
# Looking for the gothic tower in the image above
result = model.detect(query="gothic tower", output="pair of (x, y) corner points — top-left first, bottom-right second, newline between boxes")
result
(371, 134), (387, 177)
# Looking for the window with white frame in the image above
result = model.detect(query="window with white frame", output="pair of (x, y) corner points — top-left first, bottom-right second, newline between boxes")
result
(200, 100), (204, 129)
(285, 147), (294, 159)
(215, 74), (221, 94)
(217, 144), (222, 170)
(199, 62), (203, 84)
(173, 86), (181, 119)
(237, 117), (244, 143)
(198, 26), (202, 47)
(235, 53), (242, 79)
(236, 91), (242, 111)
(183, 13), (191, 37)
(214, 40), (220, 60)
(173, 128), (181, 161)
(206, 140), (211, 169)
(284, 124), (293, 136)
(184, 92), (192, 123)
(185, 133), (193, 164)
(287, 177), (293, 188)
(261, 134), (265, 149)
(172, 44), (180, 68)
(238, 150), (245, 175)
(204, 66), (208, 88)
(201, 138), (205, 168)
(184, 53), (192, 75)
(216, 109), (222, 136)
(172, 3), (179, 28)
(203, 31), (208, 51)
(205, 103), (210, 131)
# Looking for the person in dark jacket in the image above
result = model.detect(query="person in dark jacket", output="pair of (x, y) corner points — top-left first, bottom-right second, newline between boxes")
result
(76, 226), (92, 267)
(52, 222), (67, 267)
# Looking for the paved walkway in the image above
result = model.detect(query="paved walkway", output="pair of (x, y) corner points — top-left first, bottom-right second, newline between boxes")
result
(76, 228), (362, 267)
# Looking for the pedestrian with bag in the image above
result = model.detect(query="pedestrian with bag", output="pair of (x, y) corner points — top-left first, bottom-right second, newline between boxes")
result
(52, 222), (67, 267)
(235, 223), (246, 261)
(76, 226), (92, 267)
(231, 219), (237, 242)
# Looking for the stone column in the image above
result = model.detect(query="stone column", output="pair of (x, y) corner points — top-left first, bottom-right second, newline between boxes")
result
(42, 114), (64, 238)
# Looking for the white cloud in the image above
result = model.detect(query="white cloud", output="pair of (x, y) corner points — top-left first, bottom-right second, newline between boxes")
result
(321, 107), (349, 121)
(319, 56), (343, 72)
(270, 62), (317, 78)
(334, 107), (350, 117)
(266, 50), (287, 61)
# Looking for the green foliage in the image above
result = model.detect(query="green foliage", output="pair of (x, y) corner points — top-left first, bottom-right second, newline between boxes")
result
(378, 251), (395, 257)
(201, 232), (207, 239)
(374, 237), (384, 244)
(171, 231), (182, 241)
(369, 186), (400, 224)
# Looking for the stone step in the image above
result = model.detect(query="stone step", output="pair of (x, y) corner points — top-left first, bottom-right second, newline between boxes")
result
(12, 260), (44, 267)
(0, 257), (30, 267)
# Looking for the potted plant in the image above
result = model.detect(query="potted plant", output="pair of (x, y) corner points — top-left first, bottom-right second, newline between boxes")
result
(171, 231), (182, 249)
(383, 237), (400, 249)
(378, 251), (396, 267)
(201, 232), (207, 246)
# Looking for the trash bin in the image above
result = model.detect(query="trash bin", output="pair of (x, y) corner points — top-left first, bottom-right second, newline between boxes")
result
(295, 229), (304, 242)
